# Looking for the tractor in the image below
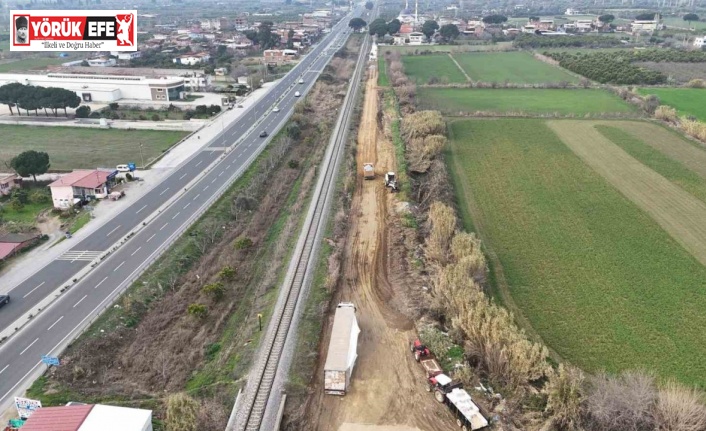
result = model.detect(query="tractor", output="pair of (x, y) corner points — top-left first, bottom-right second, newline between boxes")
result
(410, 339), (431, 362)
(427, 373), (464, 403)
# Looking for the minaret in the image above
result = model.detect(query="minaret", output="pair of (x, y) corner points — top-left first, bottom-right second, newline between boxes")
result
(415, 0), (418, 23)
(405, 0), (409, 10)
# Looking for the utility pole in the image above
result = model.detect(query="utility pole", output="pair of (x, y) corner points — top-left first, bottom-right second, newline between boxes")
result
(139, 143), (144, 168)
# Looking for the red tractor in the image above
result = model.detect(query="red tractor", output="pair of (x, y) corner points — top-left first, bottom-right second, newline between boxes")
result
(427, 373), (464, 403)
(410, 339), (431, 362)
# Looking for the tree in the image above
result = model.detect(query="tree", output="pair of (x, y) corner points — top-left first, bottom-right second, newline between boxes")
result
(10, 150), (50, 181)
(75, 105), (91, 118)
(365, 0), (373, 9)
(349, 17), (367, 31)
(482, 14), (508, 25)
(439, 24), (460, 42)
(529, 16), (540, 22)
(165, 393), (199, 431)
(635, 12), (656, 20)
(368, 18), (388, 37)
(257, 21), (279, 50)
(599, 14), (615, 24)
(286, 29), (295, 49)
(684, 13), (699, 26)
(422, 20), (439, 39)
(0, 83), (26, 115)
(387, 18), (401, 35)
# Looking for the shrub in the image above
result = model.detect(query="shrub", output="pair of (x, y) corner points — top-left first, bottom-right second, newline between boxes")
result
(545, 364), (585, 431)
(686, 78), (706, 88)
(9, 198), (24, 211)
(11, 188), (28, 204)
(204, 342), (221, 361)
(138, 115), (147, 121)
(186, 303), (207, 318)
(75, 105), (91, 118)
(584, 371), (656, 431)
(426, 202), (457, 265)
(288, 159), (300, 169)
(218, 266), (236, 280)
(29, 190), (50, 204)
(202, 282), (225, 300)
(654, 381), (706, 431)
(234, 237), (253, 250)
(108, 102), (119, 110)
(166, 393), (199, 431)
(110, 112), (120, 120)
(151, 114), (160, 121)
(287, 122), (301, 140)
(401, 110), (445, 141)
(654, 105), (677, 122)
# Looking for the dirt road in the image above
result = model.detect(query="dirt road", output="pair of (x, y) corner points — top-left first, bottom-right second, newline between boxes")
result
(303, 64), (456, 431)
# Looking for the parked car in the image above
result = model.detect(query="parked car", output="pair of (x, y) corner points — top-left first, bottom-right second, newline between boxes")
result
(259, 131), (268, 138)
(116, 164), (130, 172)
(0, 294), (10, 308)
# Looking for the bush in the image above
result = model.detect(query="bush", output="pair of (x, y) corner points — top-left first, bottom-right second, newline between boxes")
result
(584, 371), (656, 431)
(183, 110), (195, 120)
(234, 237), (253, 250)
(138, 114), (147, 121)
(219, 266), (236, 280)
(108, 102), (119, 110)
(654, 381), (706, 431)
(29, 190), (50, 204)
(546, 364), (585, 430)
(186, 303), (207, 318)
(75, 105), (91, 118)
(9, 198), (24, 211)
(202, 282), (225, 301)
(11, 188), (28, 204)
(287, 122), (301, 140)
(166, 393), (199, 431)
(288, 159), (299, 169)
(151, 114), (160, 121)
(686, 78), (706, 88)
(204, 342), (221, 361)
(110, 112), (120, 120)
(654, 105), (677, 122)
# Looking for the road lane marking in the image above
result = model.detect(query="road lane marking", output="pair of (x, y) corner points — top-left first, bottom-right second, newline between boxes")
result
(106, 225), (121, 237)
(114, 261), (126, 272)
(193, 194), (200, 200)
(47, 316), (64, 331)
(184, 202), (191, 209)
(131, 247), (142, 256)
(0, 365), (8, 375)
(172, 212), (180, 220)
(73, 294), (88, 308)
(211, 178), (217, 184)
(146, 233), (156, 243)
(204, 185), (209, 191)
(23, 281), (45, 298)
(195, 160), (203, 167)
(218, 171), (224, 177)
(159, 187), (170, 196)
(160, 223), (169, 231)
(179, 173), (187, 180)
(94, 276), (108, 289)
(136, 204), (147, 214)
(20, 338), (39, 355)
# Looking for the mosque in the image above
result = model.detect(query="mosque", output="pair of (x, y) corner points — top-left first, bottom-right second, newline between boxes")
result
(397, 0), (421, 24)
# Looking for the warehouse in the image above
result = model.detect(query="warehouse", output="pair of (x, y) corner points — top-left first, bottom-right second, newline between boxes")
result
(0, 72), (185, 102)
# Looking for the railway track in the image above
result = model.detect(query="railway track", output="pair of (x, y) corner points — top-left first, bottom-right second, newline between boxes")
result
(233, 29), (372, 431)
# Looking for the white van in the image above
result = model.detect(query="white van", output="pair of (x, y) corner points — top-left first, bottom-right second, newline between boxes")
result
(116, 164), (130, 172)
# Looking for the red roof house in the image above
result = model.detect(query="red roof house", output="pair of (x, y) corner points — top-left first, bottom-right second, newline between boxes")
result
(21, 405), (94, 431)
(48, 170), (115, 209)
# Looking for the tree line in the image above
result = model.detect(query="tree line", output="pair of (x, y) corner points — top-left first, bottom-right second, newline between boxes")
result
(546, 51), (666, 85)
(0, 83), (81, 117)
(514, 34), (625, 49)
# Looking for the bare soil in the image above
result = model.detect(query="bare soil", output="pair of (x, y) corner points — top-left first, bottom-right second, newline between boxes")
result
(299, 65), (457, 431)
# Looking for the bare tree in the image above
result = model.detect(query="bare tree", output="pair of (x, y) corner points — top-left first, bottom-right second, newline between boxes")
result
(584, 371), (656, 431)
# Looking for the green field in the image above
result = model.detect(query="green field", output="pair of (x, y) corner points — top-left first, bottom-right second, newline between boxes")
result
(378, 56), (389, 86)
(662, 17), (706, 30)
(447, 118), (706, 386)
(0, 125), (188, 170)
(0, 57), (68, 73)
(637, 88), (706, 122)
(418, 88), (635, 115)
(452, 51), (579, 84)
(402, 54), (467, 84)
(385, 42), (513, 55)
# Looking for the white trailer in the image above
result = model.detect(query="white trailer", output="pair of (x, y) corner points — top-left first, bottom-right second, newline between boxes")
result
(324, 302), (360, 395)
(445, 388), (489, 430)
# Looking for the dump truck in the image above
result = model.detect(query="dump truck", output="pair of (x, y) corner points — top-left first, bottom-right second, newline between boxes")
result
(363, 163), (374, 180)
(428, 374), (489, 430)
(324, 302), (360, 395)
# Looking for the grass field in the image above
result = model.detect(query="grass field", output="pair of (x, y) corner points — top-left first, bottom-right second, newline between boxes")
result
(0, 125), (188, 170)
(447, 118), (706, 387)
(0, 57), (67, 73)
(452, 52), (579, 84)
(662, 17), (706, 30)
(418, 88), (635, 115)
(637, 88), (706, 121)
(384, 42), (513, 55)
(402, 54), (467, 84)
(378, 56), (389, 87)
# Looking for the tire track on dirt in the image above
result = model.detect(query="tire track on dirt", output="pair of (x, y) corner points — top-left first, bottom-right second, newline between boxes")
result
(548, 120), (706, 267)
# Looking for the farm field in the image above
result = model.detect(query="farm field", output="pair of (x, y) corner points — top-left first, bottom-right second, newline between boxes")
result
(377, 56), (389, 86)
(401, 54), (467, 84)
(637, 88), (706, 121)
(541, 47), (636, 54)
(452, 51), (579, 83)
(662, 17), (706, 30)
(634, 62), (706, 84)
(447, 118), (706, 386)
(0, 125), (188, 170)
(418, 88), (636, 115)
(384, 42), (512, 55)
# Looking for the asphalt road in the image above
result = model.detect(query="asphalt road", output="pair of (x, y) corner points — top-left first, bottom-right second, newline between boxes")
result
(0, 8), (362, 410)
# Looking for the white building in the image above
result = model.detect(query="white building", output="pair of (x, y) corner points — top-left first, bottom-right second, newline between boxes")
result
(173, 53), (211, 66)
(695, 36), (705, 48)
(631, 14), (661, 32)
(87, 57), (116, 67)
(369, 43), (377, 61)
(565, 8), (582, 15)
(111, 51), (142, 61)
(0, 73), (185, 102)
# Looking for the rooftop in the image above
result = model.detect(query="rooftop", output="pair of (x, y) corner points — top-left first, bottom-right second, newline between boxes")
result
(49, 170), (113, 189)
(21, 405), (94, 431)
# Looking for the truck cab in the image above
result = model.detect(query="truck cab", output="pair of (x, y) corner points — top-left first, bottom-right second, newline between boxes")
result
(427, 373), (463, 402)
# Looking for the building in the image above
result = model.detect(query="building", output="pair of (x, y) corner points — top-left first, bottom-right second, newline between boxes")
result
(49, 66), (208, 92)
(86, 57), (116, 67)
(48, 169), (117, 209)
(0, 173), (21, 196)
(695, 36), (705, 48)
(111, 51), (142, 61)
(565, 8), (583, 15)
(0, 73), (186, 102)
(0, 233), (41, 261)
(369, 43), (377, 61)
(21, 404), (152, 431)
(263, 49), (298, 65)
(565, 19), (595, 32)
(631, 14), (661, 32)
(172, 52), (211, 66)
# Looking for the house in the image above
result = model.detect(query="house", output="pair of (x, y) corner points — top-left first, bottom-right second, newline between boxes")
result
(111, 51), (142, 61)
(172, 52), (211, 66)
(48, 169), (117, 209)
(565, 8), (582, 15)
(631, 14), (661, 32)
(408, 32), (425, 44)
(263, 49), (298, 65)
(694, 36), (705, 48)
(20, 404), (152, 431)
(86, 57), (116, 67)
(565, 19), (595, 32)
(0, 173), (21, 196)
(0, 233), (41, 261)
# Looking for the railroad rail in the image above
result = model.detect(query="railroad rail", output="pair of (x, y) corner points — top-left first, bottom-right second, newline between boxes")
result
(233, 29), (372, 431)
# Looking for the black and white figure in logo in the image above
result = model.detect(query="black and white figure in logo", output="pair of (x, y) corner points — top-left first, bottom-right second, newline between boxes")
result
(116, 13), (133, 46)
(15, 16), (29, 44)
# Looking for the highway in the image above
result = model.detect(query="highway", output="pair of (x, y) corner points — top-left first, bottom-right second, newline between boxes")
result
(0, 6), (363, 412)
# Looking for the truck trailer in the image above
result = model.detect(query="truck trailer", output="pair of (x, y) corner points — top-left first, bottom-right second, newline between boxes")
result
(445, 387), (489, 431)
(323, 303), (360, 395)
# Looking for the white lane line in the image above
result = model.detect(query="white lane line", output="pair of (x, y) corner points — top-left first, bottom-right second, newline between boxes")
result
(136, 204), (147, 214)
(94, 276), (108, 289)
(47, 316), (64, 331)
(113, 261), (126, 272)
(159, 187), (170, 196)
(106, 225), (121, 236)
(218, 171), (223, 177)
(73, 294), (88, 308)
(193, 194), (201, 201)
(0, 365), (8, 375)
(211, 178), (217, 184)
(131, 247), (142, 256)
(184, 202), (191, 210)
(179, 173), (187, 180)
(160, 223), (169, 231)
(228, 164), (232, 168)
(20, 338), (39, 355)
(146, 233), (156, 243)
(23, 281), (45, 298)
(195, 160), (203, 167)
(204, 185), (209, 191)
(172, 212), (180, 220)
